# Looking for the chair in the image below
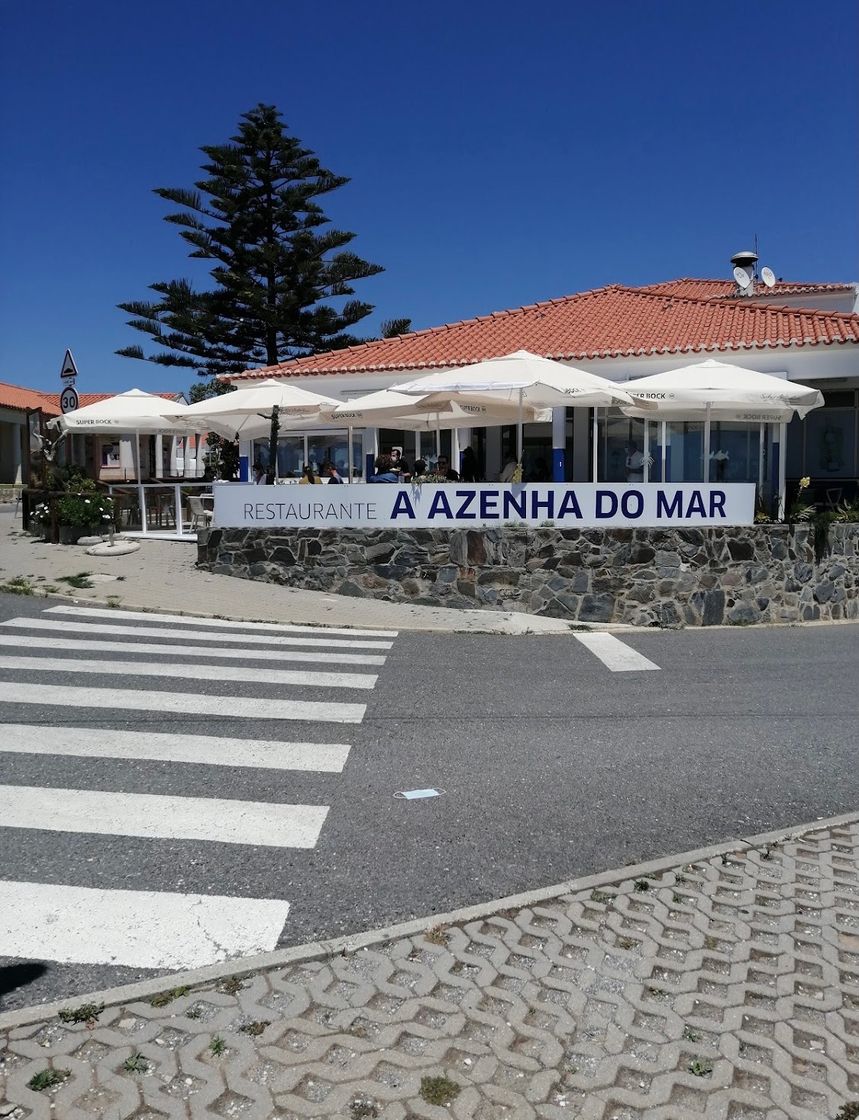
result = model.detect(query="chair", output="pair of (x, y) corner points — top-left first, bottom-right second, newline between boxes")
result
(187, 494), (213, 531)
(826, 488), (843, 509)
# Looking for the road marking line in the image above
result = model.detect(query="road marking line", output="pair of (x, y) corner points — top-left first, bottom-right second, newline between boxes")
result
(0, 879), (290, 969)
(0, 724), (351, 772)
(0, 784), (328, 848)
(573, 632), (661, 672)
(0, 634), (386, 666)
(3, 617), (392, 651)
(4, 681), (366, 723)
(45, 604), (398, 639)
(0, 654), (378, 690)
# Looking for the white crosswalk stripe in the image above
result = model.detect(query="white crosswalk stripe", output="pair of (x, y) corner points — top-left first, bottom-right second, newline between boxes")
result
(573, 632), (661, 672)
(0, 653), (378, 690)
(0, 632), (387, 666)
(45, 603), (398, 638)
(0, 880), (291, 970)
(0, 606), (397, 971)
(2, 615), (393, 650)
(0, 723), (351, 771)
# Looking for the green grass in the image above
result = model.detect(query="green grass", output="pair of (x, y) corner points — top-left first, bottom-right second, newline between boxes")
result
(57, 572), (94, 589)
(0, 575), (34, 596)
(27, 1068), (70, 1092)
(420, 1076), (460, 1106)
(58, 1002), (104, 1024)
(209, 1035), (226, 1056)
(688, 1058), (713, 1077)
(122, 1052), (149, 1073)
(150, 985), (190, 1007)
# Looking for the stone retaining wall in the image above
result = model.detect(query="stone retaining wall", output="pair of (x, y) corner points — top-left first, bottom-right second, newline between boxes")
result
(197, 524), (859, 626)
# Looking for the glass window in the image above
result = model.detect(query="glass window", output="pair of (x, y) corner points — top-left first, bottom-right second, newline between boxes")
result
(598, 413), (646, 482)
(804, 409), (857, 478)
(664, 420), (704, 482)
(706, 422), (762, 483)
(786, 416), (804, 477)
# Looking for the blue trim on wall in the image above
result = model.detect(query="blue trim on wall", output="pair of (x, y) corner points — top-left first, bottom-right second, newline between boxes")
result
(238, 455), (249, 482)
(365, 452), (375, 480)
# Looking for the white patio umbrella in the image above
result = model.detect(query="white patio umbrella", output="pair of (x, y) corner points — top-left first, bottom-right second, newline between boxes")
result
(171, 378), (341, 438)
(616, 359), (824, 506)
(617, 359), (823, 417)
(393, 350), (639, 469)
(48, 389), (206, 533)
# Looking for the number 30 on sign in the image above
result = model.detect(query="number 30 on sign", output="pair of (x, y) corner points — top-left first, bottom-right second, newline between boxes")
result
(60, 386), (79, 414)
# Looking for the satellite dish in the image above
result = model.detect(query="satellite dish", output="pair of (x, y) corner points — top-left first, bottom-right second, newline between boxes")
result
(733, 266), (751, 289)
(761, 266), (776, 288)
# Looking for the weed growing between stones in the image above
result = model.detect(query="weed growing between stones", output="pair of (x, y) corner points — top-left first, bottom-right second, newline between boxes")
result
(150, 985), (190, 1007)
(420, 1076), (460, 1106)
(58, 1001), (104, 1024)
(122, 1053), (149, 1073)
(27, 1068), (70, 1091)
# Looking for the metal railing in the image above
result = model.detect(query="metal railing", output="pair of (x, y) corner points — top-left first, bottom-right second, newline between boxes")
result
(107, 482), (213, 537)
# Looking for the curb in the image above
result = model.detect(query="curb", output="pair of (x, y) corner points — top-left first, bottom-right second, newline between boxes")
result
(3, 807), (857, 1031)
(11, 587), (610, 635)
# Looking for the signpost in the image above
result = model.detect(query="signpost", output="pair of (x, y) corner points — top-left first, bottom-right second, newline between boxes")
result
(59, 349), (78, 415)
(60, 385), (79, 414)
(60, 350), (78, 382)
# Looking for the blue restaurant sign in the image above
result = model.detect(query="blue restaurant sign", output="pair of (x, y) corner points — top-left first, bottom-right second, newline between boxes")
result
(214, 483), (755, 530)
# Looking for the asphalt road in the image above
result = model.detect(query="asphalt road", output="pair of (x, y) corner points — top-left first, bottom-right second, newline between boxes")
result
(0, 589), (857, 1012)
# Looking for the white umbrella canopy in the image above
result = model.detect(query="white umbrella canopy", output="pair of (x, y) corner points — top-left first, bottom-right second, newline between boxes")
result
(330, 388), (551, 429)
(48, 389), (195, 433)
(171, 379), (341, 437)
(393, 350), (638, 465)
(617, 359), (824, 419)
(393, 350), (638, 409)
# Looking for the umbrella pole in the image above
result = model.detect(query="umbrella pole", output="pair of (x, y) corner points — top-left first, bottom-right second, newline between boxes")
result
(516, 388), (524, 467)
(347, 426), (354, 482)
(643, 421), (650, 484)
(435, 414), (441, 460)
(758, 422), (765, 502)
(703, 403), (712, 483)
(136, 431), (147, 535)
(777, 422), (787, 520)
(661, 421), (667, 482)
(592, 408), (599, 482)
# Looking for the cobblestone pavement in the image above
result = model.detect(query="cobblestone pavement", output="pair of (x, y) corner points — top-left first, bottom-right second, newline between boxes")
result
(0, 512), (572, 634)
(3, 816), (859, 1119)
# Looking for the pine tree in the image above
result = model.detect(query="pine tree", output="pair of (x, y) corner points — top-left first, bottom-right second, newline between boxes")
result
(117, 104), (383, 378)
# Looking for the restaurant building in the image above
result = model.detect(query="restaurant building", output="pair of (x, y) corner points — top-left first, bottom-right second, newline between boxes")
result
(228, 267), (859, 505)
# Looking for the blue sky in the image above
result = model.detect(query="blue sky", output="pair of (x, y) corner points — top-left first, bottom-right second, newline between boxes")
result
(1, 0), (857, 394)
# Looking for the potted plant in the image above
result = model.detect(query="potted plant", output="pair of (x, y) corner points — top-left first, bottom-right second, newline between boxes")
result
(56, 482), (115, 544)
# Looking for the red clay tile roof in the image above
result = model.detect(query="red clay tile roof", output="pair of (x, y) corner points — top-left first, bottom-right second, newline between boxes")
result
(231, 283), (859, 380)
(0, 382), (61, 415)
(641, 278), (857, 300)
(0, 383), (183, 415)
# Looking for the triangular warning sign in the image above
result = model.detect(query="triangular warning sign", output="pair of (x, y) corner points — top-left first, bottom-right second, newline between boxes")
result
(60, 349), (78, 380)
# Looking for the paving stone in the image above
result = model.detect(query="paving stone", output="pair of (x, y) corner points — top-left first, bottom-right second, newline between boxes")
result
(5, 818), (859, 1118)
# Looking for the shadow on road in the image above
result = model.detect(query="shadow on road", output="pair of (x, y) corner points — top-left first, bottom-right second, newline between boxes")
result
(0, 961), (49, 1008)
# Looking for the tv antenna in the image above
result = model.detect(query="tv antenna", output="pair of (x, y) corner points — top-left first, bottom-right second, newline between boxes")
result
(733, 266), (752, 289)
(760, 266), (776, 288)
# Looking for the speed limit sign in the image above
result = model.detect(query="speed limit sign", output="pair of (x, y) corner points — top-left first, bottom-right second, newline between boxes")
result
(60, 386), (79, 414)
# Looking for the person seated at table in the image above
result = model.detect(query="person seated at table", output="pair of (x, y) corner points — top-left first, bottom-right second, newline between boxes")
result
(435, 455), (460, 482)
(499, 454), (518, 483)
(369, 454), (400, 483)
(321, 461), (343, 484)
(412, 458), (426, 479)
(252, 460), (266, 484)
(298, 463), (321, 484)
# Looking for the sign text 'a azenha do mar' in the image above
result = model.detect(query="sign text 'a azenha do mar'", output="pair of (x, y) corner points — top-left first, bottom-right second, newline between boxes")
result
(214, 483), (755, 530)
